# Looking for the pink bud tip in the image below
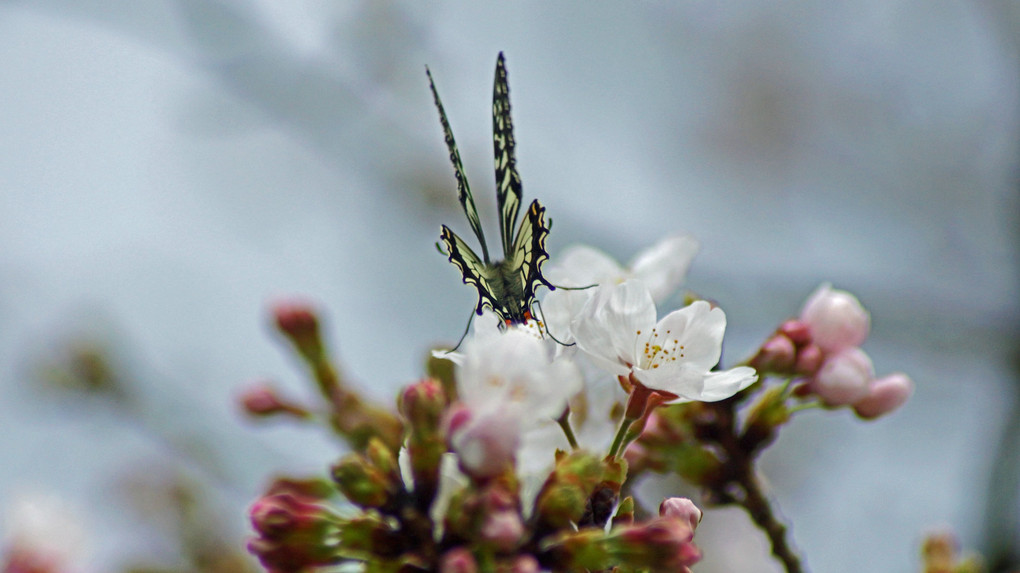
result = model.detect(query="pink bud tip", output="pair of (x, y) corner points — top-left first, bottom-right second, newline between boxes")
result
(439, 547), (478, 573)
(800, 284), (870, 353)
(793, 343), (824, 376)
(811, 347), (874, 406)
(778, 319), (812, 346)
(239, 384), (303, 417)
(752, 334), (797, 373)
(659, 497), (703, 532)
(481, 510), (525, 552)
(853, 373), (913, 419)
(508, 555), (540, 573)
(272, 301), (320, 338)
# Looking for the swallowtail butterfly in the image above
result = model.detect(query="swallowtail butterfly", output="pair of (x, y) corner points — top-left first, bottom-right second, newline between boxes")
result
(428, 53), (555, 327)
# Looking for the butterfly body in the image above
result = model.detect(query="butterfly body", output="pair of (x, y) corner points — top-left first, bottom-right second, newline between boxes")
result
(429, 53), (554, 326)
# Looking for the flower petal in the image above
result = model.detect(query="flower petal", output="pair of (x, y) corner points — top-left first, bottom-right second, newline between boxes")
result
(654, 301), (726, 371)
(630, 234), (700, 303)
(546, 245), (624, 287)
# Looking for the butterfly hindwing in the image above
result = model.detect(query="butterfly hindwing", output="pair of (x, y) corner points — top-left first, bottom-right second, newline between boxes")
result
(492, 52), (523, 260)
(510, 200), (555, 304)
(440, 225), (503, 317)
(428, 67), (491, 264)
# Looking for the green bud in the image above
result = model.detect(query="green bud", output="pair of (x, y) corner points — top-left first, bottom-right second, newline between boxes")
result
(613, 496), (635, 527)
(331, 453), (397, 510)
(742, 384), (791, 452)
(534, 451), (603, 530)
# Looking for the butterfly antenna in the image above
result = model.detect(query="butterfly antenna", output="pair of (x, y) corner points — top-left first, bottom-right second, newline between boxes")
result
(532, 300), (575, 347)
(448, 307), (478, 353)
(553, 282), (598, 291)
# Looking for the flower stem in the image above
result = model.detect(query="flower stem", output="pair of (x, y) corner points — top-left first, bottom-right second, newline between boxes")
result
(737, 470), (804, 573)
(556, 408), (580, 450)
(708, 398), (805, 573)
(607, 416), (634, 459)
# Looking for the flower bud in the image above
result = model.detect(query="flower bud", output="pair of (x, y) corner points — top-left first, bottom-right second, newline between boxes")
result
(800, 284), (870, 353)
(778, 319), (812, 346)
(480, 508), (525, 552)
(238, 383), (310, 419)
(330, 449), (398, 510)
(658, 497), (702, 532)
(810, 348), (874, 406)
(272, 301), (325, 363)
(400, 378), (448, 435)
(247, 491), (341, 570)
(507, 555), (540, 573)
(750, 333), (797, 374)
(448, 407), (520, 480)
(607, 517), (701, 571)
(793, 343), (824, 376)
(534, 451), (603, 530)
(613, 496), (635, 526)
(853, 373), (913, 419)
(439, 547), (478, 573)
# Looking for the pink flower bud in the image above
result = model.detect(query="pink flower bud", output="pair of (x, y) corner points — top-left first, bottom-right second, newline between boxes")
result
(853, 373), (913, 419)
(793, 343), (824, 376)
(239, 383), (309, 418)
(800, 284), (870, 353)
(751, 334), (797, 373)
(612, 517), (701, 569)
(447, 407), (520, 479)
(778, 319), (812, 346)
(439, 547), (478, 573)
(271, 301), (325, 361)
(508, 555), (540, 573)
(658, 497), (702, 532)
(480, 509), (525, 552)
(810, 348), (874, 406)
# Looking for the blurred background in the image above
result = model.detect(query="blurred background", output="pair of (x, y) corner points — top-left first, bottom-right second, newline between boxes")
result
(1, 1), (1018, 571)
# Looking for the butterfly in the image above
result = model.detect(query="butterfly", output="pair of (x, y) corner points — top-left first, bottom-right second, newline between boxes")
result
(427, 53), (555, 328)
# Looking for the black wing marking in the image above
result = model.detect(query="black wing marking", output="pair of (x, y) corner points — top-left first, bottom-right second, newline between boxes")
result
(509, 200), (555, 303)
(492, 53), (523, 260)
(441, 225), (502, 316)
(428, 67), (491, 264)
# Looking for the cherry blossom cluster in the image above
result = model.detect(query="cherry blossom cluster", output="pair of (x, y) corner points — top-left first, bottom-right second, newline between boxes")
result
(238, 234), (916, 572)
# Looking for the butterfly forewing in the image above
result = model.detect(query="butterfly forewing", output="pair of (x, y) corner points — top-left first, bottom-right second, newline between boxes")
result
(427, 68), (491, 264)
(492, 53), (523, 260)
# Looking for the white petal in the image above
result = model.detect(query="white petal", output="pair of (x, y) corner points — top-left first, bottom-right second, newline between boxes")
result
(603, 281), (658, 364)
(654, 301), (726, 371)
(546, 245), (624, 286)
(695, 367), (759, 401)
(630, 234), (699, 303)
(633, 363), (706, 396)
(540, 288), (591, 343)
(572, 281), (656, 374)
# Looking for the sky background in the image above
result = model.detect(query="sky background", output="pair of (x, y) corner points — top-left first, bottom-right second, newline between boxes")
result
(1, 1), (1018, 572)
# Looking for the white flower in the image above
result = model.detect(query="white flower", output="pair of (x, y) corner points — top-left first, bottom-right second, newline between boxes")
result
(571, 280), (757, 402)
(542, 235), (699, 341)
(450, 326), (583, 477)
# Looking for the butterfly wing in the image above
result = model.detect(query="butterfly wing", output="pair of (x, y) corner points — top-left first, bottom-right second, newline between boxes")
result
(441, 225), (503, 317)
(428, 67), (491, 264)
(492, 53), (523, 260)
(507, 200), (555, 309)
